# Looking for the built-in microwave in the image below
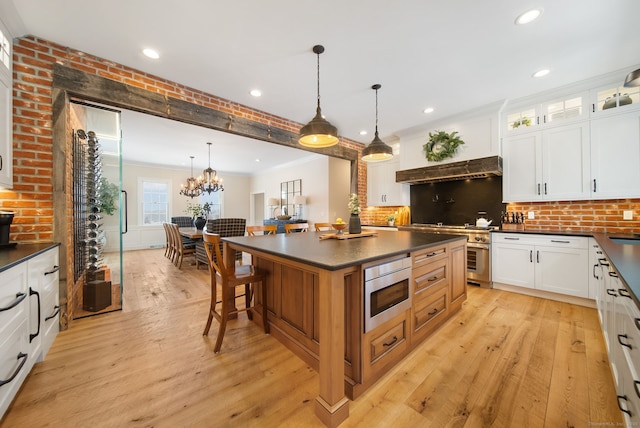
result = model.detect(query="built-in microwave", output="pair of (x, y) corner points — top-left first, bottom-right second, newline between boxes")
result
(364, 255), (412, 332)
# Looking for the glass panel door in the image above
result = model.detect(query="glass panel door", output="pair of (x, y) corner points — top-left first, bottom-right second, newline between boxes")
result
(70, 102), (123, 318)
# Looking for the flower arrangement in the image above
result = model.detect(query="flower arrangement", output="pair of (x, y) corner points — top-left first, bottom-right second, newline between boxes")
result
(423, 130), (464, 162)
(348, 193), (361, 215)
(184, 202), (211, 218)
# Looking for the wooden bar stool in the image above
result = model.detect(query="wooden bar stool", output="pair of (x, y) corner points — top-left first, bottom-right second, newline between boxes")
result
(314, 222), (332, 231)
(202, 231), (269, 353)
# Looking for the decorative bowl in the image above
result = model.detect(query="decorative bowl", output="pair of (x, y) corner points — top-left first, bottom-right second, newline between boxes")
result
(331, 223), (347, 235)
(277, 215), (291, 220)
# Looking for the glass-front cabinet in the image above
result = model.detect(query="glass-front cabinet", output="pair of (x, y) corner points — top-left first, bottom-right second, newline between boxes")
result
(590, 83), (640, 116)
(504, 93), (587, 134)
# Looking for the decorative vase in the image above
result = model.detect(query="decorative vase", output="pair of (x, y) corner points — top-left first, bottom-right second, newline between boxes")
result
(193, 217), (206, 230)
(348, 214), (361, 234)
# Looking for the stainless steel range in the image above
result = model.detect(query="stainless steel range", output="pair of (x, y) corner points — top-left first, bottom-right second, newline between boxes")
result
(399, 223), (496, 288)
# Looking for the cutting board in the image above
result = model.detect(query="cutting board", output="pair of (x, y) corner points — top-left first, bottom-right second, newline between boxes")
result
(319, 231), (378, 240)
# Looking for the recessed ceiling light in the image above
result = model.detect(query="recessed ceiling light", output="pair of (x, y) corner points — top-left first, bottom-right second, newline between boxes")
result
(359, 130), (368, 136)
(250, 89), (262, 97)
(142, 48), (159, 59)
(423, 107), (434, 114)
(515, 8), (543, 25)
(255, 158), (260, 162)
(533, 69), (550, 78)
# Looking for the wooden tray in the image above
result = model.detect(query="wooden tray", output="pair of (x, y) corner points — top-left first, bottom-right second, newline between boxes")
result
(319, 231), (378, 240)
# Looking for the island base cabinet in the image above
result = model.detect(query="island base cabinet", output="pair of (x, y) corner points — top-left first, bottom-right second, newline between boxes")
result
(362, 311), (409, 383)
(411, 282), (449, 345)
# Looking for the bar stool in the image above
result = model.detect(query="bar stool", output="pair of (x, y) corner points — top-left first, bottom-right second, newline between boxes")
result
(202, 231), (269, 353)
(314, 222), (332, 231)
(284, 223), (309, 233)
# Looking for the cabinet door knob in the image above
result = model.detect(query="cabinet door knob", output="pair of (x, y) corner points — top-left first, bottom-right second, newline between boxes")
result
(617, 395), (632, 416)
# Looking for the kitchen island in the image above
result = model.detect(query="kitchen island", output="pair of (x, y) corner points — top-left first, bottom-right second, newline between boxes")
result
(222, 230), (467, 427)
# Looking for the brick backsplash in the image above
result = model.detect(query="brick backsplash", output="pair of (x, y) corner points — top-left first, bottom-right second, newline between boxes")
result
(506, 199), (640, 233)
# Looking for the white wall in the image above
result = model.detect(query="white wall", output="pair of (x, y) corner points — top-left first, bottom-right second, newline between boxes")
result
(396, 102), (502, 170)
(249, 154), (350, 226)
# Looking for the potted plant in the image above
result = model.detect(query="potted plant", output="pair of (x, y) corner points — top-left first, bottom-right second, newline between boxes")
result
(348, 193), (361, 234)
(185, 202), (211, 230)
(386, 214), (396, 226)
(98, 177), (119, 215)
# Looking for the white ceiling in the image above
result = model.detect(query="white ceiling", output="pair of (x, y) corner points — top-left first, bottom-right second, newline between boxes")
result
(4, 0), (640, 174)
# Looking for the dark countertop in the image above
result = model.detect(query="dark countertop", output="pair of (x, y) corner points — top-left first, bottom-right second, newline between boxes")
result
(0, 242), (61, 273)
(593, 232), (640, 307)
(224, 230), (466, 271)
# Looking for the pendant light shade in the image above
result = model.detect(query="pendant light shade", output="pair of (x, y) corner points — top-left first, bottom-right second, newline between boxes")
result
(624, 68), (640, 87)
(362, 84), (393, 162)
(180, 156), (203, 198)
(299, 45), (339, 148)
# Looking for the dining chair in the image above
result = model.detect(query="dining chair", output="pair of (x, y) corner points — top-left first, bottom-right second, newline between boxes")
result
(247, 224), (277, 236)
(168, 223), (195, 268)
(162, 222), (172, 259)
(171, 216), (197, 247)
(284, 223), (309, 233)
(202, 231), (269, 353)
(314, 222), (332, 231)
(196, 218), (247, 268)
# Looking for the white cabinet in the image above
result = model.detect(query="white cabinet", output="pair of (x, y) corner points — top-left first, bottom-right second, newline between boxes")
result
(590, 110), (640, 199)
(367, 158), (409, 206)
(492, 233), (589, 298)
(0, 23), (12, 188)
(590, 83), (640, 117)
(504, 92), (586, 134)
(0, 246), (59, 419)
(589, 238), (605, 303)
(502, 122), (590, 202)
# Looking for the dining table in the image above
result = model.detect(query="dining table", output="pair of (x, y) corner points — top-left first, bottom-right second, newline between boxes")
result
(178, 227), (203, 240)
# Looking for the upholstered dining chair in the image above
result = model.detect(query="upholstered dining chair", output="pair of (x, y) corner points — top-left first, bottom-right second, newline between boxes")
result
(314, 222), (332, 231)
(247, 224), (277, 236)
(284, 223), (309, 233)
(196, 218), (247, 268)
(202, 231), (269, 353)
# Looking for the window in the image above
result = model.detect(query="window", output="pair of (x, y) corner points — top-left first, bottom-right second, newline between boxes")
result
(0, 27), (10, 71)
(140, 179), (169, 225)
(201, 190), (223, 219)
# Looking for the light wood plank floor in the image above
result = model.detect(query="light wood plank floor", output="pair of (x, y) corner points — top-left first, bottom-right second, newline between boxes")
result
(1, 249), (622, 427)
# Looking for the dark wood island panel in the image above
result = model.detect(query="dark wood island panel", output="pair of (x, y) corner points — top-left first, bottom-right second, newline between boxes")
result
(222, 230), (467, 427)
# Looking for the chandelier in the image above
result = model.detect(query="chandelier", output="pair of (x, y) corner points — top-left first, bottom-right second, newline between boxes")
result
(198, 142), (224, 193)
(179, 156), (203, 198)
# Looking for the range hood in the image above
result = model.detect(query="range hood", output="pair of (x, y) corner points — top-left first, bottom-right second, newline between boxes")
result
(395, 156), (502, 184)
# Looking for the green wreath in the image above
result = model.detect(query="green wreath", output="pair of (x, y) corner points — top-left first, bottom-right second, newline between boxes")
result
(423, 130), (464, 162)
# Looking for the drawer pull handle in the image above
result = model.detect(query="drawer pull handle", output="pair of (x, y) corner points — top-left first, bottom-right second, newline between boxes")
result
(593, 264), (599, 279)
(635, 380), (640, 400)
(635, 318), (640, 331)
(530, 250), (533, 263)
(0, 292), (27, 312)
(606, 289), (618, 297)
(428, 276), (439, 282)
(45, 305), (61, 322)
(504, 237), (520, 240)
(550, 240), (570, 244)
(44, 265), (60, 276)
(609, 271), (619, 278)
(428, 308), (438, 316)
(0, 353), (28, 387)
(383, 335), (398, 347)
(619, 288), (632, 299)
(617, 395), (632, 416)
(598, 258), (610, 267)
(618, 334), (632, 349)
(29, 287), (41, 343)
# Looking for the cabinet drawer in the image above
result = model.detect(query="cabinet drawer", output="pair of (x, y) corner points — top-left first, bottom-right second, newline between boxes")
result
(538, 236), (588, 249)
(0, 320), (30, 418)
(493, 233), (588, 249)
(369, 318), (407, 363)
(413, 282), (448, 335)
(622, 294), (640, 371)
(412, 244), (448, 269)
(0, 264), (28, 339)
(413, 258), (448, 296)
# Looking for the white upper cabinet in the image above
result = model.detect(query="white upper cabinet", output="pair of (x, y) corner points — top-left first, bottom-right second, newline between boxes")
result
(590, 110), (640, 199)
(504, 93), (587, 134)
(367, 156), (409, 207)
(590, 83), (640, 117)
(503, 122), (590, 202)
(0, 21), (12, 188)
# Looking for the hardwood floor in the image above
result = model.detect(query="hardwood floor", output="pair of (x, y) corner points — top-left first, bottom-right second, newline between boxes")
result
(1, 249), (622, 427)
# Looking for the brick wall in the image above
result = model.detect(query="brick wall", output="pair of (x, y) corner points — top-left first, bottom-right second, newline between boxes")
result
(506, 199), (640, 233)
(0, 35), (367, 243)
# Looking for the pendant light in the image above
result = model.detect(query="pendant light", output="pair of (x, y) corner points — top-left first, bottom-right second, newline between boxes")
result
(362, 84), (393, 162)
(624, 68), (640, 87)
(199, 142), (224, 193)
(299, 45), (339, 148)
(180, 156), (203, 198)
